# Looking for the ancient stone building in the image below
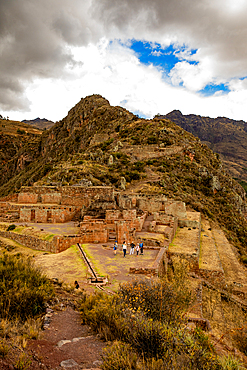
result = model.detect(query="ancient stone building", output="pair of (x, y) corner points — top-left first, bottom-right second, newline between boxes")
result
(0, 185), (200, 248)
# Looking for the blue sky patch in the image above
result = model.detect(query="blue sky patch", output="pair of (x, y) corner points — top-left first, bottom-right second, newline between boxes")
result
(199, 83), (230, 96)
(129, 40), (198, 73)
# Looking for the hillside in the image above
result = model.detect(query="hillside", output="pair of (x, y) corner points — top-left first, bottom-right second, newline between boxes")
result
(159, 110), (247, 183)
(22, 117), (55, 130)
(0, 118), (42, 188)
(0, 95), (247, 262)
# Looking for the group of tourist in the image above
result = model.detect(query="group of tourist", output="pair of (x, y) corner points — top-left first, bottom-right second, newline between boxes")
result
(113, 240), (144, 257)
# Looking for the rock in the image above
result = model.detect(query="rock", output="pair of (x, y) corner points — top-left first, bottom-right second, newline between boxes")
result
(93, 360), (103, 366)
(60, 359), (79, 369)
(120, 176), (126, 190)
(211, 175), (221, 193)
(108, 155), (114, 166)
(57, 339), (71, 348)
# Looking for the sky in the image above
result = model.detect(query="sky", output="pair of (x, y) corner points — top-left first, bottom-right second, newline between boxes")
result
(1, 0), (247, 122)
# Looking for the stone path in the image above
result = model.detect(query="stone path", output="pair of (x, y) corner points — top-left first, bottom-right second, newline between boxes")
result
(28, 307), (105, 370)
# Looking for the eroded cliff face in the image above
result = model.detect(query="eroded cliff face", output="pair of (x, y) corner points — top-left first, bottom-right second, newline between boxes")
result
(0, 120), (42, 188)
(0, 95), (247, 259)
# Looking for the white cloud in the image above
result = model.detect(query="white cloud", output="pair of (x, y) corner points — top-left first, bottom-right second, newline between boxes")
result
(2, 0), (247, 122)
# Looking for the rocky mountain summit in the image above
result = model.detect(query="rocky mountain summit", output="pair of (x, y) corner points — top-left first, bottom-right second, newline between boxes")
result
(0, 94), (247, 262)
(22, 117), (55, 130)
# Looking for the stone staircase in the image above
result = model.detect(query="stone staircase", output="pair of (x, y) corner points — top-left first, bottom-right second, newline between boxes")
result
(142, 215), (154, 231)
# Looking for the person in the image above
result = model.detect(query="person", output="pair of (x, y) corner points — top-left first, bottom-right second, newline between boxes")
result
(136, 243), (140, 256)
(113, 241), (118, 255)
(122, 241), (127, 257)
(130, 241), (135, 255)
(139, 241), (144, 255)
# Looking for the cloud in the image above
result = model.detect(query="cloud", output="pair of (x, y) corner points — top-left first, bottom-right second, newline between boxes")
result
(1, 0), (247, 122)
(91, 0), (247, 79)
(0, 0), (99, 111)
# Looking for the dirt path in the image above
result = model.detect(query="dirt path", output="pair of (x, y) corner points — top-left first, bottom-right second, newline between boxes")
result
(28, 307), (105, 370)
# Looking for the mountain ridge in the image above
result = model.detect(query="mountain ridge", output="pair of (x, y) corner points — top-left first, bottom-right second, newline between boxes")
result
(22, 117), (55, 130)
(157, 110), (247, 183)
(0, 94), (247, 262)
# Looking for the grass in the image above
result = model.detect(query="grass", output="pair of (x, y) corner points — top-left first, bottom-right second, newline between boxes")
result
(82, 244), (107, 277)
(42, 233), (54, 241)
(0, 253), (54, 321)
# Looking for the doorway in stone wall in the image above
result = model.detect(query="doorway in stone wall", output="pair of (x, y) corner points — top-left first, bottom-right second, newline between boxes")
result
(31, 209), (35, 221)
(47, 210), (52, 222)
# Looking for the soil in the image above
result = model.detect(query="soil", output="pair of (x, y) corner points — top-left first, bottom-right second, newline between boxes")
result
(27, 306), (106, 370)
(0, 288), (106, 370)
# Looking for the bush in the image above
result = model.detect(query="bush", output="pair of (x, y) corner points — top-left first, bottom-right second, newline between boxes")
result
(118, 277), (191, 326)
(0, 339), (9, 358)
(232, 327), (247, 356)
(79, 272), (223, 370)
(17, 128), (26, 135)
(0, 253), (54, 321)
(102, 341), (138, 370)
(219, 355), (245, 370)
(147, 136), (158, 144)
(7, 224), (16, 231)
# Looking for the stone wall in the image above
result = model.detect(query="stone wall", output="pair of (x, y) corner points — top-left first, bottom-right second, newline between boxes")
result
(129, 247), (167, 277)
(0, 230), (86, 253)
(117, 193), (186, 218)
(80, 220), (109, 243)
(0, 202), (20, 222)
(178, 211), (201, 228)
(120, 144), (184, 161)
(199, 269), (225, 284)
(53, 235), (84, 253)
(0, 230), (54, 252)
(18, 193), (38, 204)
(20, 205), (79, 223)
(18, 185), (115, 208)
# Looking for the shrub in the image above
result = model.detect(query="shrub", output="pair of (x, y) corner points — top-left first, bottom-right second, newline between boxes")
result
(0, 339), (9, 358)
(118, 277), (191, 326)
(15, 353), (32, 370)
(101, 138), (114, 151)
(0, 253), (54, 321)
(7, 224), (16, 231)
(133, 161), (145, 172)
(219, 355), (245, 370)
(17, 128), (26, 135)
(80, 272), (222, 369)
(147, 136), (158, 144)
(125, 170), (141, 182)
(232, 327), (247, 356)
(102, 341), (138, 370)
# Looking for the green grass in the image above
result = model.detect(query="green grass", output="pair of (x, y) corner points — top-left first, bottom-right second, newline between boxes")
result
(81, 244), (107, 277)
(0, 253), (54, 321)
(42, 233), (54, 241)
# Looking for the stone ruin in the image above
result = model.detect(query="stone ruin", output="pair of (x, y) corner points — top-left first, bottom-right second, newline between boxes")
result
(0, 185), (200, 249)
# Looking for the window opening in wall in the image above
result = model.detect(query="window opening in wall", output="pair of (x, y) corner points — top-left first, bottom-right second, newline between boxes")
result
(47, 210), (52, 222)
(31, 209), (35, 221)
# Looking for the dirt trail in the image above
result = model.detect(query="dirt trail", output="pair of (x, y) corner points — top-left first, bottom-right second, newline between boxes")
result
(28, 306), (105, 370)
